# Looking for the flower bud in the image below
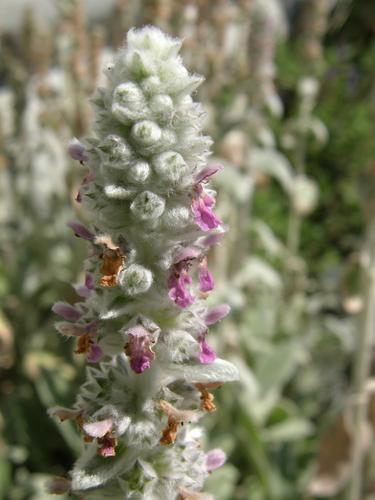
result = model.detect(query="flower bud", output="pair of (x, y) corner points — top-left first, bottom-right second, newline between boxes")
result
(127, 161), (151, 183)
(162, 206), (191, 230)
(141, 75), (162, 95)
(150, 94), (174, 123)
(104, 185), (137, 200)
(131, 120), (161, 146)
(153, 151), (188, 183)
(119, 264), (153, 295)
(112, 82), (148, 124)
(98, 134), (133, 167)
(130, 191), (165, 220)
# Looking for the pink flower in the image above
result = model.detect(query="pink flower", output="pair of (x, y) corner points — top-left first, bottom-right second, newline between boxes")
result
(82, 418), (117, 457)
(168, 249), (199, 308)
(67, 221), (94, 241)
(204, 304), (231, 326)
(198, 334), (217, 364)
(205, 448), (226, 472)
(168, 269), (195, 308)
(192, 188), (221, 232)
(198, 258), (214, 293)
(97, 435), (117, 457)
(124, 325), (155, 373)
(68, 138), (88, 163)
(52, 302), (82, 322)
(192, 164), (223, 232)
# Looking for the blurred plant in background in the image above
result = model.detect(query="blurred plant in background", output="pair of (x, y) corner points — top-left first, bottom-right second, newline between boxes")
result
(1, 0), (375, 499)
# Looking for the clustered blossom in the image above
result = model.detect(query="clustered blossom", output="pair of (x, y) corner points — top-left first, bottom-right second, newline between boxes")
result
(49, 27), (238, 499)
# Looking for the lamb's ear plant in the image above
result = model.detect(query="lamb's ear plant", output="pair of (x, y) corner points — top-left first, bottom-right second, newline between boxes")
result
(48, 26), (238, 499)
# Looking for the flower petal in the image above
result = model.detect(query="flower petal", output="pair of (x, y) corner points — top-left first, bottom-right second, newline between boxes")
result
(83, 418), (113, 438)
(55, 322), (87, 337)
(124, 325), (155, 373)
(200, 230), (226, 248)
(198, 258), (214, 292)
(168, 270), (194, 308)
(199, 336), (217, 364)
(174, 246), (201, 264)
(192, 194), (221, 232)
(204, 304), (231, 326)
(68, 138), (88, 162)
(87, 343), (103, 363)
(52, 302), (82, 322)
(85, 272), (95, 290)
(205, 448), (226, 472)
(195, 164), (223, 184)
(67, 221), (94, 241)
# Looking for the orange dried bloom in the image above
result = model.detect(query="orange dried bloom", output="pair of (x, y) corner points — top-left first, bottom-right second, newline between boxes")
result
(95, 235), (125, 287)
(159, 400), (198, 445)
(99, 247), (124, 286)
(75, 333), (91, 354)
(195, 383), (222, 412)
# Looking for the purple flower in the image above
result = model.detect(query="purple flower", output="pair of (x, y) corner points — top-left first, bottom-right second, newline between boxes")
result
(52, 302), (82, 322)
(124, 325), (155, 373)
(198, 258), (214, 293)
(195, 163), (223, 184)
(205, 448), (226, 472)
(204, 304), (231, 326)
(74, 272), (95, 298)
(198, 334), (217, 364)
(67, 221), (94, 241)
(192, 189), (221, 232)
(68, 138), (88, 163)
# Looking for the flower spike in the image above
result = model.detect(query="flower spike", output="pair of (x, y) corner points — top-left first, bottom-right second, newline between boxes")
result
(50, 26), (238, 498)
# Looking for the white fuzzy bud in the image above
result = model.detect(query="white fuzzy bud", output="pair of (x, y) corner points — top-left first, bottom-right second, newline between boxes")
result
(126, 51), (156, 80)
(141, 75), (162, 95)
(127, 161), (151, 183)
(104, 185), (137, 200)
(153, 151), (188, 183)
(112, 82), (148, 124)
(98, 134), (132, 167)
(119, 264), (153, 295)
(150, 94), (174, 123)
(130, 191), (165, 220)
(131, 120), (161, 146)
(162, 206), (191, 230)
